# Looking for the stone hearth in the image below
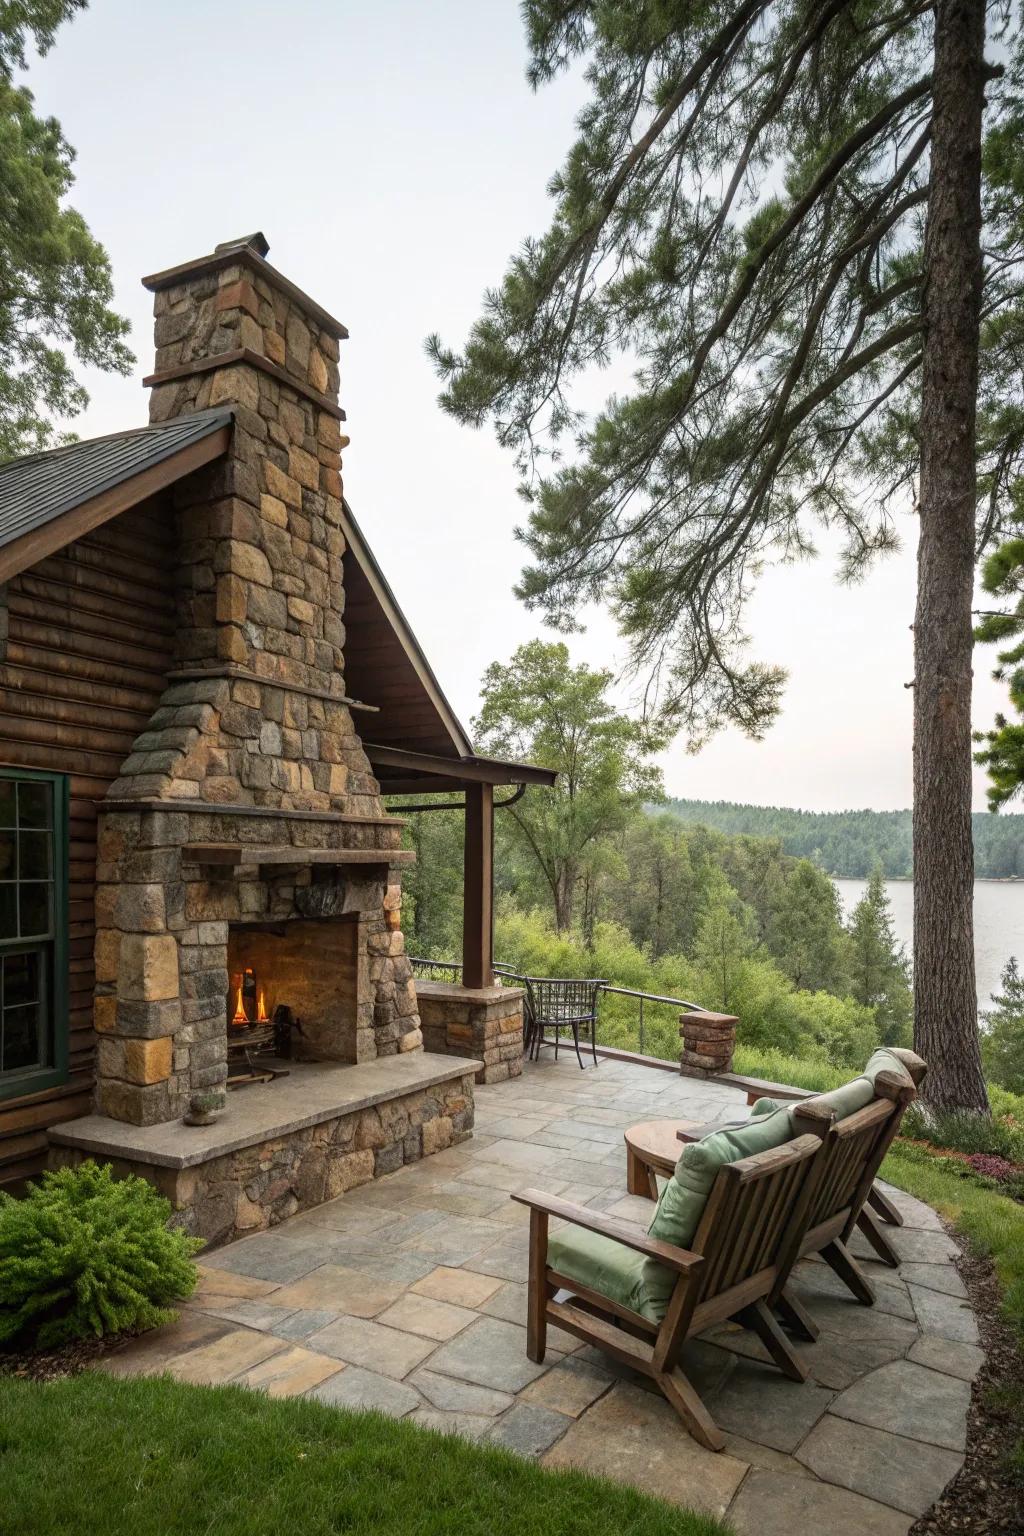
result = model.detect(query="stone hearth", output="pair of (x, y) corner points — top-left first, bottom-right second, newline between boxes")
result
(50, 1053), (478, 1244)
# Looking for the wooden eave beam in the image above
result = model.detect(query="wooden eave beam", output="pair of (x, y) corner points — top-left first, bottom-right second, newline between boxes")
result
(0, 425), (232, 586)
(365, 742), (556, 788)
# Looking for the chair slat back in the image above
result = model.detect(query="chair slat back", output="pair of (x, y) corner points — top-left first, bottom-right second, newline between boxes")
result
(689, 1134), (823, 1303)
(794, 1073), (916, 1237)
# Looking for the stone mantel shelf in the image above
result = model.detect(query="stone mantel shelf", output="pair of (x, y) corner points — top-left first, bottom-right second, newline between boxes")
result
(190, 844), (416, 868)
(49, 1053), (481, 1171)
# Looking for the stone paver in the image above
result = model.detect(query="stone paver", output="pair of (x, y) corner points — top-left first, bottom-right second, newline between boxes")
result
(519, 1354), (615, 1417)
(831, 1360), (971, 1450)
(271, 1264), (405, 1317)
(165, 1327), (284, 1385)
(409, 1408), (491, 1440)
(797, 1413), (964, 1516)
(236, 1346), (343, 1399)
(702, 1355), (834, 1452)
(488, 1402), (572, 1457)
(376, 1293), (478, 1341)
(907, 1283), (980, 1344)
(728, 1469), (913, 1535)
(410, 1265), (503, 1308)
(410, 1369), (514, 1416)
(900, 1261), (968, 1297)
(306, 1315), (435, 1379)
(308, 1364), (418, 1418)
(908, 1333), (985, 1381)
(107, 1055), (980, 1532)
(543, 1382), (748, 1517)
(427, 1316), (555, 1392)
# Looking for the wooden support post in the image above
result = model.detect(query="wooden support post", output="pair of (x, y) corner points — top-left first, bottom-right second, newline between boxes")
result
(462, 781), (494, 989)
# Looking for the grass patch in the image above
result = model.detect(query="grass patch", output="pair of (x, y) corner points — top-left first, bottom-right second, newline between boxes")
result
(0, 1371), (730, 1536)
(729, 1045), (848, 1093)
(882, 1141), (1024, 1480)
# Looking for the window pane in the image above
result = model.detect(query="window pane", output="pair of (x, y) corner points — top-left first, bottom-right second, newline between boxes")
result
(0, 885), (16, 941)
(4, 950), (40, 1009)
(18, 830), (51, 881)
(17, 781), (51, 829)
(0, 780), (15, 829)
(19, 884), (51, 939)
(2, 1003), (43, 1073)
(0, 831), (14, 884)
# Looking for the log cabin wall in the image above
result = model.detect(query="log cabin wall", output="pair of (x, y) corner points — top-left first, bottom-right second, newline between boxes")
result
(0, 493), (177, 1187)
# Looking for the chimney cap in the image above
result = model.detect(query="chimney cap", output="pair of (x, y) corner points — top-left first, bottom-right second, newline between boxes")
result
(142, 237), (349, 340)
(214, 232), (270, 259)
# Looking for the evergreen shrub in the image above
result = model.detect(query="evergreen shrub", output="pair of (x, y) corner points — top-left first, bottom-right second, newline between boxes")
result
(0, 1162), (201, 1351)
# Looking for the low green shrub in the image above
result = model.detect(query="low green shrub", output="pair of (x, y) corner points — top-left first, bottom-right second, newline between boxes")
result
(0, 1162), (201, 1351)
(901, 1102), (1024, 1165)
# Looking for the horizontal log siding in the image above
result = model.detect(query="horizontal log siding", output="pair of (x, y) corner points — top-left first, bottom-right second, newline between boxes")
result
(0, 495), (176, 1186)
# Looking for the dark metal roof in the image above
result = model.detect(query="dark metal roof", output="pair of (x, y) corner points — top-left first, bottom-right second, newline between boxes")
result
(0, 407), (233, 552)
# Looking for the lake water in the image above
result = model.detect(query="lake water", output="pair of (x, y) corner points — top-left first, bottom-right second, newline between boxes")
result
(834, 878), (1024, 1011)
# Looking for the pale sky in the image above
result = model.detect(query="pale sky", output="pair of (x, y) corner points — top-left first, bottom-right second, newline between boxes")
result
(25, 0), (1009, 812)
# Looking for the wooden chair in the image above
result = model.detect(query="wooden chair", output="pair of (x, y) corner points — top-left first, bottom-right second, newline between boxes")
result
(513, 1131), (825, 1451)
(771, 1069), (920, 1335)
(522, 976), (606, 1069)
(703, 1057), (928, 1234)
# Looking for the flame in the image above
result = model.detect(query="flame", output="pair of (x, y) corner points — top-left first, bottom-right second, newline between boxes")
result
(257, 989), (269, 1024)
(231, 981), (247, 1026)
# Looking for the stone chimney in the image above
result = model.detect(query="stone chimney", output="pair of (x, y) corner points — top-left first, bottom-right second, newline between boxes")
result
(92, 236), (421, 1127)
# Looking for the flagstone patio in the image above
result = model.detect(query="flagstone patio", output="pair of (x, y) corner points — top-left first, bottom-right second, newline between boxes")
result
(100, 1054), (980, 1534)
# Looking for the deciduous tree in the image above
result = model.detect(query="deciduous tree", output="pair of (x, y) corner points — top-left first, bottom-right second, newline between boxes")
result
(0, 1), (132, 460)
(473, 640), (663, 930)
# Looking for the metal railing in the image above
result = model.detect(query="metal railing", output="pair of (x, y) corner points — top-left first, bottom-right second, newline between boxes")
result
(409, 959), (702, 1059)
(599, 985), (702, 1057)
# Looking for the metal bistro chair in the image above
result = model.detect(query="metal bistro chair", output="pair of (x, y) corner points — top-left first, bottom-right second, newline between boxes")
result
(522, 977), (607, 1069)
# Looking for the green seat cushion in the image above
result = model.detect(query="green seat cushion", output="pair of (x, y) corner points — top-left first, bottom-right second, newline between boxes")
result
(547, 1225), (668, 1324)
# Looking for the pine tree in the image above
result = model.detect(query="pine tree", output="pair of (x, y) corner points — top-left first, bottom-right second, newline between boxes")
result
(848, 867), (913, 1046)
(429, 0), (1017, 1110)
(980, 955), (1024, 1093)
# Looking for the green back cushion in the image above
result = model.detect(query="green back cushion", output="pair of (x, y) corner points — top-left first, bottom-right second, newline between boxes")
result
(641, 1047), (914, 1312)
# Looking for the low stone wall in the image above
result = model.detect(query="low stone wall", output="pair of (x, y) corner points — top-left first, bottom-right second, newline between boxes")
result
(416, 981), (524, 1084)
(50, 1066), (475, 1247)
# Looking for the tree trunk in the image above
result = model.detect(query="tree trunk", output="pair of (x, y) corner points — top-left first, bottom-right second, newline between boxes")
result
(554, 863), (577, 932)
(913, 0), (989, 1111)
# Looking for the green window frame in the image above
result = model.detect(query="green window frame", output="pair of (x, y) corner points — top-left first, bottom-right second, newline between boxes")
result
(0, 769), (69, 1101)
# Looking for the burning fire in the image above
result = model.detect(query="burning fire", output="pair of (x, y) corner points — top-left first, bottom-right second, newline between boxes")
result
(230, 970), (270, 1027)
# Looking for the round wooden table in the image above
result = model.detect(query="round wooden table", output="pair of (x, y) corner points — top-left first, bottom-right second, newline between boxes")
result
(624, 1118), (702, 1200)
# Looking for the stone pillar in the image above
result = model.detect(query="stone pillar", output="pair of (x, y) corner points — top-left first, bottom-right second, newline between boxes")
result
(679, 1009), (738, 1080)
(416, 981), (524, 1084)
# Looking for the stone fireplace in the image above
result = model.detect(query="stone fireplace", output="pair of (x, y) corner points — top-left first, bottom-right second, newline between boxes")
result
(47, 234), (483, 1242)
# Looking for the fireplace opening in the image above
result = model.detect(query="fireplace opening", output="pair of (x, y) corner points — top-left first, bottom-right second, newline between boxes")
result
(225, 917), (360, 1086)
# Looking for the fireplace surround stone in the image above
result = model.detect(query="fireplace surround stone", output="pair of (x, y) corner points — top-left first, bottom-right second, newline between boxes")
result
(50, 1055), (478, 1245)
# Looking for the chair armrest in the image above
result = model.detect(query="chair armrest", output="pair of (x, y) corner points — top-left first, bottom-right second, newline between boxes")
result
(712, 1071), (813, 1102)
(675, 1120), (716, 1143)
(512, 1188), (703, 1276)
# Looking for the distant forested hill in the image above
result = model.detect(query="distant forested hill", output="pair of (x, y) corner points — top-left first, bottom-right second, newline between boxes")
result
(661, 800), (1024, 879)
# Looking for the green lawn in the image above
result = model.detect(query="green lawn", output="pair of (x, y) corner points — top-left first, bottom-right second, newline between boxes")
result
(0, 1371), (731, 1536)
